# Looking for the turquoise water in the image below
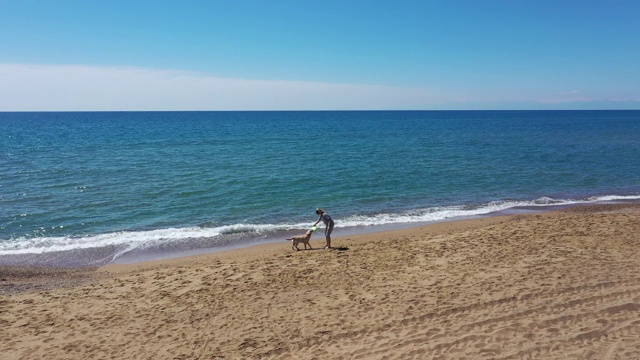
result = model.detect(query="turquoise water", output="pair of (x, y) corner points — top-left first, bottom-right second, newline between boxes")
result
(1, 111), (639, 265)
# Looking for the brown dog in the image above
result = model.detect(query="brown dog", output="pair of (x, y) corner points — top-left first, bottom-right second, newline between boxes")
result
(286, 230), (313, 251)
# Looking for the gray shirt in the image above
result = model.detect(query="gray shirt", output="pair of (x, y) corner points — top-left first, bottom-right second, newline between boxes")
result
(320, 213), (333, 225)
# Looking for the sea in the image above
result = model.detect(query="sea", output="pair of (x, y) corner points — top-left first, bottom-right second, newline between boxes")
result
(1, 110), (639, 266)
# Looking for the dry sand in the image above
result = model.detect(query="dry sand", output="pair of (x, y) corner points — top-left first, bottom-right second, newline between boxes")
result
(1, 204), (639, 359)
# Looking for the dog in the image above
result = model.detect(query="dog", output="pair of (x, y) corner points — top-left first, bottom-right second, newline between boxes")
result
(286, 230), (313, 251)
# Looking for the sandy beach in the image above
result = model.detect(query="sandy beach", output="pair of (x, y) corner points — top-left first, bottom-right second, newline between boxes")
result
(2, 204), (639, 359)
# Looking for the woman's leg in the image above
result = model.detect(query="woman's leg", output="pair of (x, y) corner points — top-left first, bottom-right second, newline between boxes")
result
(325, 221), (334, 249)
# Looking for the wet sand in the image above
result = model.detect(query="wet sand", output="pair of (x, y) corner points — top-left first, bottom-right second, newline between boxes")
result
(1, 204), (639, 359)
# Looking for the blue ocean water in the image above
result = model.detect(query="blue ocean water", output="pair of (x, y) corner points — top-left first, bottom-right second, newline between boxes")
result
(1, 111), (639, 265)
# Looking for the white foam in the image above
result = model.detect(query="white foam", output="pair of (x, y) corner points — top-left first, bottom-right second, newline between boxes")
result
(589, 194), (640, 202)
(0, 221), (313, 255)
(0, 226), (224, 255)
(338, 195), (640, 227)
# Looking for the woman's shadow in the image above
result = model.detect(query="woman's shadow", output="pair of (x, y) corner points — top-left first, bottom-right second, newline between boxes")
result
(309, 246), (348, 251)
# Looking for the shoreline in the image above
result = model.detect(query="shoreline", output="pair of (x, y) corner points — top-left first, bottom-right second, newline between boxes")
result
(2, 203), (640, 358)
(4, 198), (639, 269)
(1, 211), (517, 294)
(3, 196), (640, 268)
(0, 198), (640, 269)
(1, 201), (638, 290)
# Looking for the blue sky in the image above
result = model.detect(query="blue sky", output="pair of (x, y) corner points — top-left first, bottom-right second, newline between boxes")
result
(1, 0), (638, 110)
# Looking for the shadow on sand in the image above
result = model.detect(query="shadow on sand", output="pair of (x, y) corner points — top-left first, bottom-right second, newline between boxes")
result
(302, 246), (349, 252)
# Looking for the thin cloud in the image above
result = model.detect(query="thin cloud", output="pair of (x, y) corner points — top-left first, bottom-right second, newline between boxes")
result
(2, 64), (638, 111)
(0, 63), (442, 111)
(556, 90), (580, 95)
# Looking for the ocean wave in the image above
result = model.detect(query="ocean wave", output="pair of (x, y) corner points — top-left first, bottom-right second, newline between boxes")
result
(1, 194), (638, 256)
(0, 222), (315, 255)
(0, 227), (224, 255)
(339, 194), (640, 227)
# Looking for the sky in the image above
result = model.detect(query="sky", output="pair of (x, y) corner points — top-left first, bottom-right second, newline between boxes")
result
(1, 0), (639, 111)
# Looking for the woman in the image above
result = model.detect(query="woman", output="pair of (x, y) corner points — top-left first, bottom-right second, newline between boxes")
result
(313, 208), (334, 249)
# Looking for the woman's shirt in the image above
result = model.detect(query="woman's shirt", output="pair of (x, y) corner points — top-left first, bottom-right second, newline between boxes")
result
(320, 213), (333, 225)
